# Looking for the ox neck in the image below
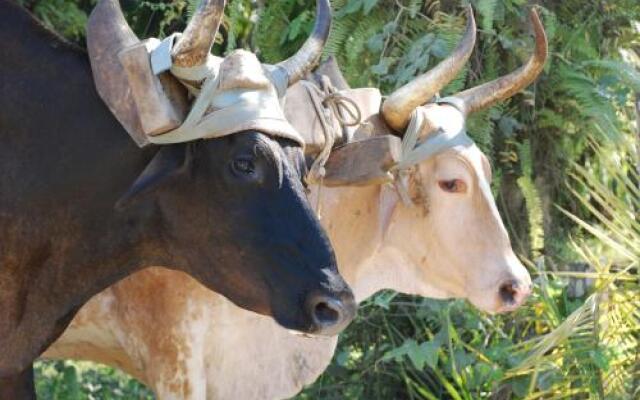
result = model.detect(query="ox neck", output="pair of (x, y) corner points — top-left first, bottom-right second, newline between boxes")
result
(0, 1), (179, 368)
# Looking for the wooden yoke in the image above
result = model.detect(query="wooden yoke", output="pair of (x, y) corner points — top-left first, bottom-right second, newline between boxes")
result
(322, 135), (402, 187)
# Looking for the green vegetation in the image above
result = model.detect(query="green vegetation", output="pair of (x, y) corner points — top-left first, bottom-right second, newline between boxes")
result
(36, 361), (153, 399)
(21, 0), (639, 398)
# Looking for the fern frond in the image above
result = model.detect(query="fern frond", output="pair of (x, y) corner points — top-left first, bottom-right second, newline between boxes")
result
(585, 59), (640, 92)
(476, 0), (498, 32)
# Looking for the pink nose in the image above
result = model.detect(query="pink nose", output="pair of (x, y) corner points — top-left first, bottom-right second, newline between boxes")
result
(498, 279), (531, 312)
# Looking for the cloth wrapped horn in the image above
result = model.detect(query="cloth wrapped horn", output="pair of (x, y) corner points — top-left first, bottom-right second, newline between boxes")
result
(381, 5), (476, 132)
(172, 0), (226, 68)
(87, 0), (147, 145)
(275, 0), (332, 87)
(455, 9), (547, 115)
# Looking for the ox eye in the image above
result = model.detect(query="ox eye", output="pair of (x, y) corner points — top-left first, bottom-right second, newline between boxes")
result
(438, 179), (467, 193)
(231, 157), (256, 176)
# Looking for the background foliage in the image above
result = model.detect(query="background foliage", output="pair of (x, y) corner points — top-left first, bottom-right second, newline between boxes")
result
(18, 0), (639, 398)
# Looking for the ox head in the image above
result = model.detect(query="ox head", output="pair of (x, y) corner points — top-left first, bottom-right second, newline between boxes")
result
(87, 0), (355, 335)
(378, 8), (547, 313)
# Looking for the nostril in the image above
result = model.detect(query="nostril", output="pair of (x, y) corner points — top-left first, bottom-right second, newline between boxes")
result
(313, 300), (340, 325)
(499, 280), (519, 305)
(306, 293), (356, 336)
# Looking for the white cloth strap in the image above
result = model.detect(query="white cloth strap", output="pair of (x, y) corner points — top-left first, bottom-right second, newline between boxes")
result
(393, 107), (473, 171)
(148, 72), (299, 145)
(150, 33), (179, 75)
(390, 104), (473, 205)
(145, 36), (302, 146)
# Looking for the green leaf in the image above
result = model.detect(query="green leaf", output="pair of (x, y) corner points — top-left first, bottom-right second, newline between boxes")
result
(371, 57), (394, 76)
(336, 350), (350, 367)
(372, 290), (398, 309)
(406, 341), (426, 370)
(589, 349), (610, 371)
(363, 0), (379, 15)
(382, 339), (416, 362)
(336, 0), (364, 17)
(477, 0), (498, 32)
(419, 341), (440, 370)
(61, 365), (80, 399)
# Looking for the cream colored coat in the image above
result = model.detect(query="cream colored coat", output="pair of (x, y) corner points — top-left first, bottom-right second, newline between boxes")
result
(44, 103), (531, 399)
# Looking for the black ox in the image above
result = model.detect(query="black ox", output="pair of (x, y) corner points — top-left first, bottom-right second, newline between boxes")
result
(0, 0), (355, 397)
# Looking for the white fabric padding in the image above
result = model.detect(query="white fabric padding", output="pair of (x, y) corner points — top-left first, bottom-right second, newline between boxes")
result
(147, 49), (304, 146)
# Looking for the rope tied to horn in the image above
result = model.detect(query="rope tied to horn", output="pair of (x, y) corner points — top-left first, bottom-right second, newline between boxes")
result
(301, 75), (363, 216)
(391, 97), (474, 206)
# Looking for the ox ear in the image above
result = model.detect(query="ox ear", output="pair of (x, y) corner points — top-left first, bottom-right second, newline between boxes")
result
(116, 144), (192, 210)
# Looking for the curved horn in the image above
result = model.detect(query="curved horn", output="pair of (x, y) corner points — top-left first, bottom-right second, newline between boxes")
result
(276, 0), (332, 87)
(172, 0), (226, 68)
(381, 5), (476, 132)
(87, 0), (146, 145)
(456, 9), (547, 115)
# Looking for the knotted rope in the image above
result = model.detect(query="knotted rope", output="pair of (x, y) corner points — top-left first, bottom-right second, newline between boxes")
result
(302, 76), (362, 185)
(301, 76), (362, 217)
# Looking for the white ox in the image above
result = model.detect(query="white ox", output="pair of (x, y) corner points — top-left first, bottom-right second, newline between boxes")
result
(44, 8), (547, 400)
